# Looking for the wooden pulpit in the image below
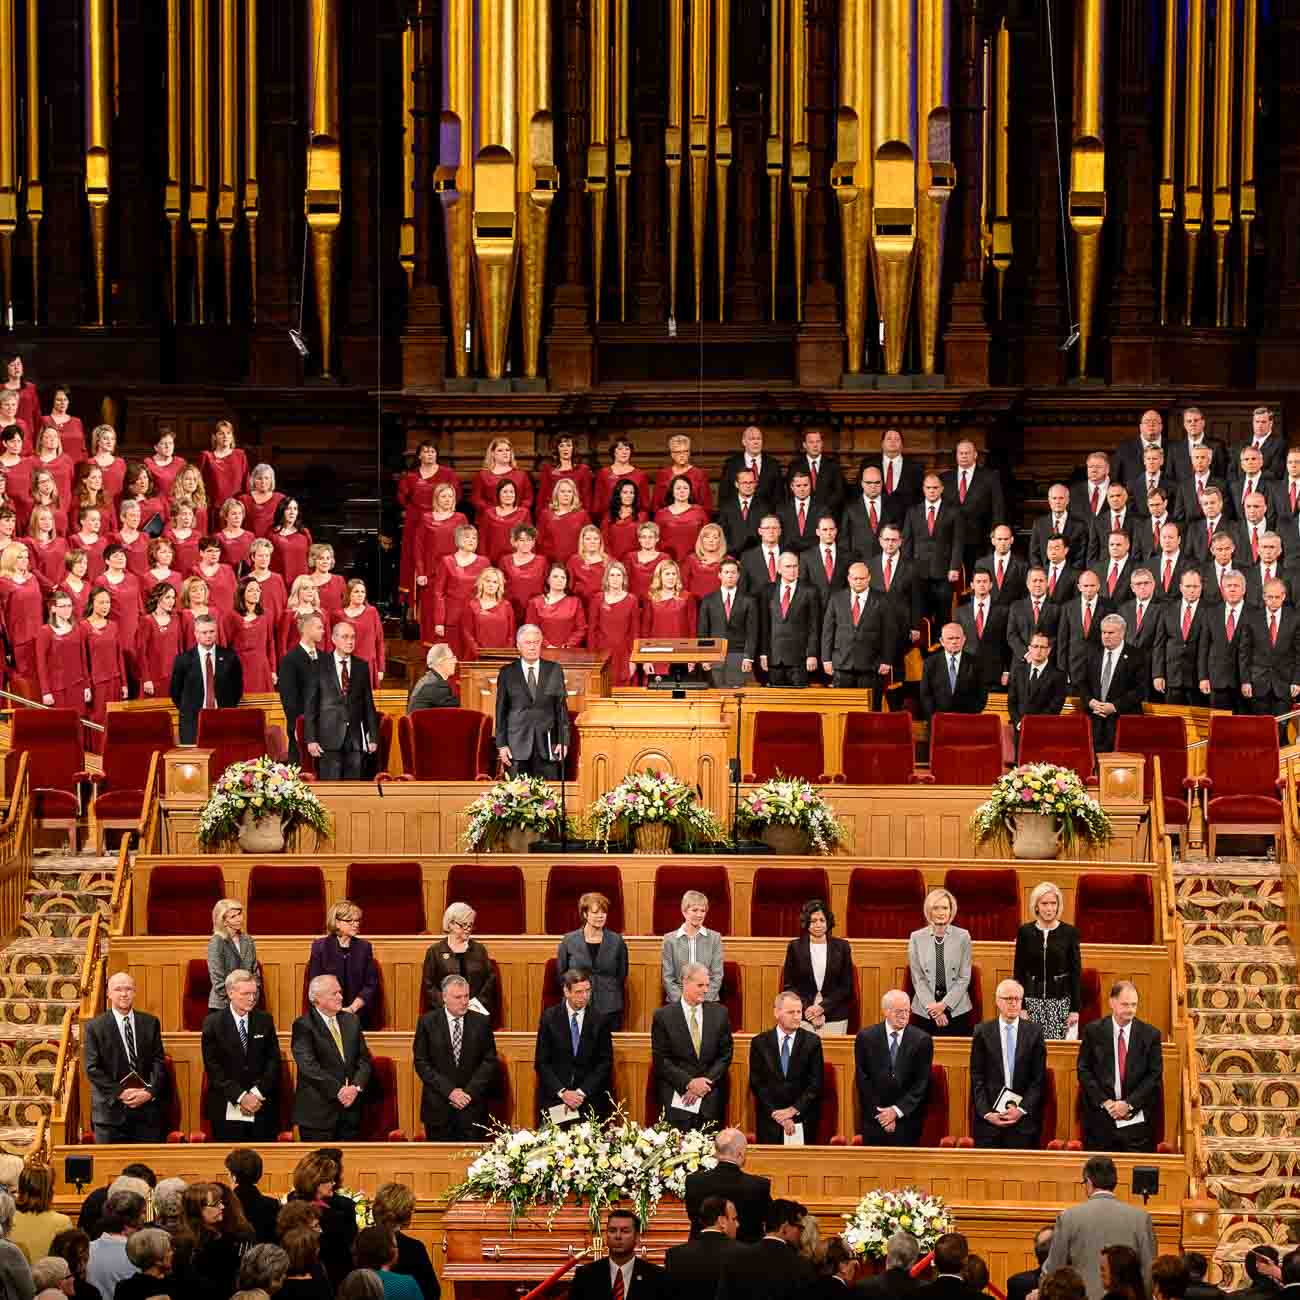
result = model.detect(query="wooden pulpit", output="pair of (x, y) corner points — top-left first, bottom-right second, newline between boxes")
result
(459, 649), (612, 723)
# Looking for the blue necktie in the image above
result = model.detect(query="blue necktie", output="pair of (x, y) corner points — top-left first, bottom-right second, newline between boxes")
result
(780, 1034), (790, 1077)
(237, 1017), (248, 1052)
(889, 1031), (899, 1070)
(571, 1013), (581, 1055)
(948, 656), (958, 692)
(1004, 1021), (1016, 1089)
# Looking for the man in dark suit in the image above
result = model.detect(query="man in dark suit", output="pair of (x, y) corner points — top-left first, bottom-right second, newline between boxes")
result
(918, 1232), (982, 1300)
(407, 643), (459, 711)
(980, 526), (1028, 609)
(1076, 980), (1164, 1153)
(278, 610), (325, 763)
(1244, 534), (1292, 609)
(1180, 467), (1235, 545)
(1110, 409), (1167, 494)
(870, 526), (923, 667)
(718, 467), (767, 555)
(1007, 633), (1070, 735)
(1183, 1253), (1227, 1300)
(776, 471), (821, 555)
(1268, 447), (1300, 532)
(1030, 485), (1091, 572)
(1085, 615), (1148, 753)
(1199, 571), (1249, 710)
(684, 1129), (772, 1243)
(666, 1195), (741, 1300)
(304, 621), (380, 779)
(414, 973), (499, 1141)
(903, 474), (964, 633)
(919, 623), (989, 719)
(799, 515), (853, 600)
(715, 1199), (815, 1300)
(494, 624), (570, 777)
(854, 988), (934, 1147)
(821, 562), (895, 690)
(1151, 522), (1194, 603)
(1153, 571), (1211, 705)
(1070, 453), (1115, 524)
(942, 440), (1006, 572)
(970, 980), (1046, 1150)
(719, 426), (785, 511)
(741, 514), (785, 599)
(760, 552), (821, 687)
(650, 963), (733, 1132)
(1006, 1228), (1055, 1300)
(291, 973), (374, 1141)
(533, 968), (614, 1123)
(1056, 569), (1111, 688)
(569, 1208), (669, 1300)
(955, 569), (1010, 690)
(168, 612), (243, 745)
(748, 992), (824, 1146)
(858, 1231), (923, 1300)
(1231, 448), (1275, 523)
(1236, 406), (1287, 481)
(82, 971), (168, 1143)
(1118, 568), (1162, 659)
(1043, 537), (1080, 605)
(1231, 485), (1274, 565)
(1239, 578), (1300, 734)
(1130, 448), (1180, 521)
(842, 464), (900, 563)
(1007, 569), (1061, 666)
(787, 427), (846, 520)
(1169, 406), (1228, 482)
(200, 968), (280, 1141)
(698, 558), (758, 687)
(872, 427), (928, 516)
(1090, 532), (1136, 604)
(1088, 486), (1145, 566)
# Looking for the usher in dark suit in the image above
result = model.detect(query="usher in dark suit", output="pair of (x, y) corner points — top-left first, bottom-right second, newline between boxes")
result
(665, 1231), (745, 1300)
(169, 642), (243, 744)
(533, 1003), (614, 1121)
(683, 1161), (772, 1243)
(413, 1007), (499, 1141)
(969, 1016), (1046, 1149)
(200, 1005), (281, 1141)
(747, 1025), (824, 1146)
(494, 655), (570, 777)
(568, 1255), (669, 1300)
(853, 1021), (934, 1146)
(82, 1007), (169, 1142)
(277, 644), (322, 763)
(650, 1000), (733, 1131)
(1077, 1014), (1163, 1152)
(919, 648), (989, 719)
(303, 652), (381, 779)
(715, 1236), (815, 1300)
(290, 1004), (374, 1141)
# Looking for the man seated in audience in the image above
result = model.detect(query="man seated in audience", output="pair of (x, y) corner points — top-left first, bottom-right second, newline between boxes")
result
(955, 569), (1009, 691)
(903, 474), (964, 634)
(169, 612), (243, 745)
(684, 1130), (771, 1244)
(853, 989), (933, 1147)
(714, 1199), (815, 1300)
(82, 973), (168, 1144)
(1056, 569), (1111, 689)
(1118, 568), (1161, 660)
(533, 968), (614, 1123)
(1085, 615), (1147, 753)
(821, 562), (895, 691)
(980, 525), (1027, 608)
(1153, 571), (1210, 705)
(1077, 981), (1163, 1154)
(414, 973), (498, 1142)
(720, 425), (784, 510)
(1030, 484), (1089, 572)
(918, 1231), (980, 1300)
(969, 979), (1045, 1150)
(278, 610), (326, 762)
(718, 467), (766, 556)
(1234, 1247), (1281, 1300)
(1199, 570), (1249, 710)
(1008, 633), (1069, 735)
(650, 963), (733, 1133)
(406, 643), (459, 711)
(748, 991), (824, 1145)
(76, 1164), (155, 1237)
(858, 1230), (922, 1300)
(226, 1149), (280, 1244)
(1151, 521), (1192, 603)
(1179, 1254), (1222, 1300)
(1088, 485), (1142, 566)
(304, 621), (381, 780)
(920, 623), (988, 719)
(291, 974), (373, 1141)
(1090, 531), (1135, 604)
(1241, 579), (1300, 735)
(85, 1190), (147, 1299)
(201, 968), (280, 1141)
(759, 552), (821, 687)
(1111, 409), (1165, 493)
(665, 1194), (741, 1300)
(1008, 568), (1060, 666)
(1070, 453), (1112, 523)
(1007, 1228), (1055, 1300)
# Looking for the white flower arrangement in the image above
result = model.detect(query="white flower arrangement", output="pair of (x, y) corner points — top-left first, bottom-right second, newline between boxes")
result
(197, 756), (331, 847)
(736, 776), (847, 853)
(842, 1187), (954, 1260)
(445, 1107), (718, 1232)
(585, 768), (727, 850)
(969, 762), (1112, 855)
(462, 774), (568, 850)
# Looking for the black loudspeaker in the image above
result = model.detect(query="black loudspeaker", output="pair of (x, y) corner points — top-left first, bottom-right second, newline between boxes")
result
(65, 1154), (93, 1192)
(1131, 1166), (1159, 1202)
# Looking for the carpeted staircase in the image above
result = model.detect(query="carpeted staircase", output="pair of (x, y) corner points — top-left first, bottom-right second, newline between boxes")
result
(1177, 861), (1299, 1287)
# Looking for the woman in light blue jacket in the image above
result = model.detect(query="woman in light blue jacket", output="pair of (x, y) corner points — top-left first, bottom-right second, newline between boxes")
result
(907, 887), (973, 1035)
(660, 890), (724, 1002)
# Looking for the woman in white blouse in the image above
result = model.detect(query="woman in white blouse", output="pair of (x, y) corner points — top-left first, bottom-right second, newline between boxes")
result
(780, 898), (856, 1035)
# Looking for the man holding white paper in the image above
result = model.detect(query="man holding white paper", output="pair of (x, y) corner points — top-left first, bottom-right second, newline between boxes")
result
(1076, 980), (1163, 1152)
(650, 963), (733, 1132)
(748, 991), (824, 1145)
(533, 968), (614, 1124)
(969, 979), (1046, 1149)
(201, 968), (280, 1141)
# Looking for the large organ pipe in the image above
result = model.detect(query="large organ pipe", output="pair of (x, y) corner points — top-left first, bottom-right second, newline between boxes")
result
(305, 0), (342, 377)
(165, 0), (182, 324)
(1068, 0), (1105, 375)
(517, 0), (556, 378)
(0, 0), (16, 323)
(587, 0), (609, 320)
(713, 0), (731, 320)
(436, 0), (473, 377)
(916, 0), (954, 374)
(244, 0), (260, 322)
(1237, 0), (1257, 328)
(688, 0), (711, 320)
(216, 0), (239, 325)
(788, 0), (809, 322)
(613, 0), (630, 321)
(24, 0), (41, 320)
(85, 0), (114, 326)
(765, 0), (785, 318)
(665, 0), (683, 320)
(1182, 0), (1206, 323)
(990, 19), (1011, 320)
(1158, 0), (1176, 326)
(399, 22), (415, 291)
(1210, 0), (1234, 326)
(189, 0), (211, 323)
(832, 0), (871, 373)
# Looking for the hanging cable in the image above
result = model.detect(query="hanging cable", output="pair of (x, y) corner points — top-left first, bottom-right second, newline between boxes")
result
(1044, 0), (1079, 352)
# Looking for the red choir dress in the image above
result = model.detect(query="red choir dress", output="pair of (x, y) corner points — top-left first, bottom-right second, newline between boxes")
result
(218, 529), (255, 571)
(236, 491), (286, 538)
(111, 532), (151, 579)
(478, 506), (532, 565)
(57, 579), (92, 618)
(539, 464), (594, 513)
(32, 454), (75, 505)
(41, 416), (86, 461)
(339, 604), (386, 685)
(25, 505), (68, 537)
(430, 554), (489, 654)
(463, 598), (517, 661)
(136, 613), (185, 695)
(145, 569), (183, 600)
(27, 538), (68, 592)
(681, 556), (723, 600)
(396, 466), (461, 593)
(143, 456), (186, 500)
(186, 505), (211, 536)
(249, 572), (288, 627)
(270, 528), (313, 584)
(224, 611), (277, 692)
(593, 467), (650, 518)
(414, 511), (468, 633)
(310, 574), (347, 625)
(83, 619), (127, 749)
(118, 494), (163, 533)
(1, 575), (46, 679)
(470, 468), (534, 517)
(35, 624), (91, 709)
(164, 528), (201, 575)
(587, 593), (640, 687)
(652, 465), (714, 511)
(501, 553), (549, 625)
(93, 456), (127, 503)
(537, 509), (591, 562)
(654, 506), (710, 563)
(2, 457), (32, 521)
(198, 448), (250, 508)
(640, 593), (697, 676)
(9, 382), (41, 435)
(101, 572), (144, 681)
(566, 556), (608, 604)
(601, 512), (648, 560)
(277, 610), (304, 659)
(191, 562), (238, 617)
(524, 594), (588, 649)
(626, 552), (668, 602)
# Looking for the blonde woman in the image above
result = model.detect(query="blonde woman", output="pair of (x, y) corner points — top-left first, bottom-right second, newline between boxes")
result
(587, 560), (638, 686)
(307, 900), (378, 1026)
(88, 422), (127, 500)
(236, 462), (285, 538)
(0, 542), (43, 678)
(907, 888), (973, 1035)
(171, 463), (210, 535)
(682, 522), (727, 599)
(32, 424), (74, 504)
(198, 418), (250, 507)
(470, 436), (533, 516)
(640, 558), (695, 677)
(208, 899), (260, 1009)
(463, 566), (515, 661)
(626, 520), (667, 601)
(429, 524), (488, 653)
(537, 477), (590, 560)
(281, 575), (323, 657)
(566, 524), (608, 603)
(339, 578), (386, 685)
(217, 498), (255, 571)
(1013, 880), (1082, 1039)
(660, 890), (722, 1002)
(306, 542), (345, 621)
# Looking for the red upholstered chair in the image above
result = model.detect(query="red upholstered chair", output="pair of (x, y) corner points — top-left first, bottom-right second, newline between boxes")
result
(720, 962), (743, 1029)
(845, 868), (926, 938)
(246, 864), (325, 934)
(1076, 874), (1154, 945)
(1079, 967), (1102, 1027)
(300, 958), (388, 1029)
(919, 1064), (950, 1146)
(1114, 715), (1195, 852)
(928, 713), (1004, 785)
(1038, 1069), (1066, 1149)
(644, 1061), (661, 1126)
(90, 710), (175, 851)
(1017, 714), (1095, 782)
(359, 1056), (408, 1140)
(487, 1058), (513, 1128)
(750, 867), (831, 936)
(146, 864), (225, 934)
(7, 708), (93, 850)
(541, 957), (563, 1013)
(841, 712), (917, 784)
(184, 959), (213, 1030)
(1057, 1087), (1174, 1154)
(346, 862), (426, 934)
(746, 712), (828, 782)
(813, 1060), (840, 1144)
(399, 708), (491, 780)
(196, 708), (269, 780)
(652, 865), (731, 934)
(545, 864), (624, 933)
(154, 1057), (185, 1143)
(1201, 715), (1285, 857)
(904, 965), (985, 1024)
(943, 867), (1020, 941)
(296, 714), (397, 782)
(445, 864), (527, 935)
(563, 711), (581, 782)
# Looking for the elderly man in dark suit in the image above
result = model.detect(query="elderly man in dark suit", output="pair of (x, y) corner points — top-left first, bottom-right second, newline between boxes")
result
(919, 623), (989, 719)
(201, 968), (280, 1141)
(859, 1231), (923, 1300)
(854, 988), (934, 1147)
(278, 610), (325, 763)
(494, 623), (570, 777)
(650, 963), (733, 1132)
(533, 968), (614, 1123)
(1029, 484), (1091, 572)
(1006, 1229), (1055, 1300)
(969, 979), (1046, 1150)
(82, 971), (168, 1143)
(747, 991), (824, 1145)
(291, 973), (374, 1141)
(569, 1208), (669, 1300)
(169, 612), (243, 744)
(719, 426), (785, 510)
(1077, 980), (1163, 1153)
(304, 621), (380, 779)
(407, 643), (459, 711)
(414, 973), (499, 1141)
(1085, 615), (1148, 753)
(684, 1129), (772, 1244)
(697, 558), (758, 687)
(760, 552), (822, 687)
(821, 562), (895, 691)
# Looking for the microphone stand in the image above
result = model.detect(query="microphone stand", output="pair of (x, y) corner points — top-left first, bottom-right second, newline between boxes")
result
(732, 688), (743, 850)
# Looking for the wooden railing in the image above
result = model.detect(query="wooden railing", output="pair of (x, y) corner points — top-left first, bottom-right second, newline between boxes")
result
(0, 753), (31, 942)
(48, 1008), (79, 1149)
(137, 753), (162, 855)
(109, 837), (133, 937)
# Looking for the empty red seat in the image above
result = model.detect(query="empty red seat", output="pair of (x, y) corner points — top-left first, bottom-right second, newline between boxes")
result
(750, 867), (831, 937)
(1079, 967), (1102, 1026)
(1018, 714), (1095, 782)
(746, 712), (827, 782)
(146, 864), (225, 935)
(1114, 715), (1194, 842)
(359, 1055), (407, 1140)
(841, 712), (915, 784)
(929, 712), (1003, 785)
(346, 862), (426, 934)
(720, 961), (743, 1029)
(445, 864), (527, 935)
(845, 868), (927, 938)
(196, 708), (268, 780)
(541, 957), (562, 1013)
(183, 958), (212, 1031)
(91, 710), (175, 851)
(652, 864), (731, 934)
(545, 865), (624, 934)
(1202, 715), (1285, 857)
(246, 864), (325, 935)
(943, 867), (1019, 941)
(398, 708), (490, 780)
(7, 708), (92, 850)
(1075, 874), (1154, 945)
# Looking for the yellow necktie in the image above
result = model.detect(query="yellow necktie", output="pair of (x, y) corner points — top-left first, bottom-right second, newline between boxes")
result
(327, 1016), (345, 1058)
(689, 1005), (702, 1055)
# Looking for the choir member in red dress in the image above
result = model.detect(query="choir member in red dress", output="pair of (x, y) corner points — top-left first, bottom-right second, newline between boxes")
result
(117, 462), (165, 534)
(462, 567), (517, 661)
(137, 582), (185, 698)
(245, 539), (288, 627)
(192, 537), (238, 615)
(681, 523), (726, 600)
(99, 545), (145, 685)
(40, 387), (86, 462)
(478, 478), (531, 564)
(27, 470), (68, 537)
(269, 497), (313, 584)
(179, 575), (224, 648)
(470, 437), (534, 517)
(30, 425), (75, 506)
(525, 562), (588, 649)
(281, 576), (325, 658)
(397, 440), (462, 598)
(0, 543), (45, 680)
(0, 396), (29, 457)
(501, 524), (549, 625)
(0, 428), (30, 523)
(538, 433), (594, 512)
(306, 542), (347, 624)
(36, 590), (92, 710)
(602, 479), (648, 560)
(0, 508), (22, 564)
(224, 577), (278, 692)
(83, 585), (128, 748)
(110, 499), (151, 578)
(58, 549), (92, 613)
(75, 461), (119, 533)
(640, 559), (697, 678)
(430, 525), (489, 653)
(69, 508), (109, 582)
(652, 433), (714, 511)
(143, 429), (186, 501)
(197, 419), (250, 508)
(414, 482), (468, 627)
(144, 538), (182, 600)
(236, 463), (286, 538)
(164, 502), (202, 574)
(654, 476), (710, 563)
(170, 463), (211, 535)
(537, 478), (591, 561)
(2, 355), (41, 435)
(566, 525), (609, 603)
(626, 522), (669, 601)
(216, 499), (256, 571)
(88, 423), (127, 502)
(26, 507), (68, 591)
(338, 578), (387, 686)
(587, 560), (640, 687)
(593, 438), (651, 518)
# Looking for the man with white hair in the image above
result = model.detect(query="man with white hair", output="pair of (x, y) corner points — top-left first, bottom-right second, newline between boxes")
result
(413, 972), (498, 1141)
(31, 1256), (72, 1297)
(494, 624), (569, 777)
(1084, 614), (1147, 752)
(853, 989), (934, 1147)
(82, 972), (167, 1143)
(650, 963), (733, 1133)
(969, 979), (1046, 1149)
(290, 973), (373, 1141)
(202, 968), (280, 1140)
(407, 643), (459, 711)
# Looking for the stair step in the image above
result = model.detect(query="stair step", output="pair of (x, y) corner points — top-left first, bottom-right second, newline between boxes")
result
(17, 915), (99, 942)
(1182, 921), (1292, 947)
(0, 973), (83, 1002)
(1199, 1074), (1300, 1109)
(1180, 900), (1287, 923)
(1198, 1037), (1300, 1076)
(1202, 1106), (1300, 1140)
(1187, 984), (1300, 1011)
(1193, 1009), (1300, 1035)
(0, 1000), (77, 1028)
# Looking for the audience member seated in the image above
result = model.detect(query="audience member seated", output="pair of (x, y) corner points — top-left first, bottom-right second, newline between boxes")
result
(86, 1189), (147, 1299)
(1152, 1256), (1192, 1300)
(236, 1243), (290, 1297)
(201, 970), (280, 1142)
(650, 963), (733, 1132)
(1077, 980), (1163, 1154)
(406, 643), (458, 712)
(420, 903), (496, 1018)
(683, 1129), (772, 1244)
(371, 1183), (440, 1300)
(747, 991), (824, 1146)
(908, 890), (973, 1036)
(115, 1227), (177, 1300)
(780, 899), (855, 1037)
(307, 901), (379, 1028)
(555, 891), (628, 1030)
(285, 1152), (356, 1289)
(854, 989), (934, 1147)
(207, 899), (259, 1012)
(49, 1228), (97, 1300)
(970, 980), (1046, 1150)
(414, 974), (498, 1142)
(661, 891), (724, 1005)
(30, 1255), (75, 1300)
(225, 1150), (279, 1246)
(534, 968), (615, 1124)
(352, 1227), (422, 1300)
(1013, 881), (1083, 1041)
(291, 977), (374, 1143)
(10, 1166), (70, 1265)
(279, 1226), (332, 1300)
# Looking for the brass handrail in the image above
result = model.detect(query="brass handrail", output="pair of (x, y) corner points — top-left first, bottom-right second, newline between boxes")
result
(0, 687), (105, 732)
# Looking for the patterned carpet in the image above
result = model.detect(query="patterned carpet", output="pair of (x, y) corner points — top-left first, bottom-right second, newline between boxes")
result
(1178, 862), (1300, 1285)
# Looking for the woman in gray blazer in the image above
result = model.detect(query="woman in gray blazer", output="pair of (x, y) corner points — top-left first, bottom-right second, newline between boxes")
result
(208, 899), (260, 1009)
(907, 888), (973, 1035)
(555, 890), (629, 1028)
(660, 890), (724, 1002)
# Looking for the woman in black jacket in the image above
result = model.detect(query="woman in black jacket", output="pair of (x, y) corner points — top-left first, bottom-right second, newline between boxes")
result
(780, 898), (856, 1035)
(1013, 880), (1083, 1039)
(555, 891), (629, 1029)
(421, 902), (497, 1017)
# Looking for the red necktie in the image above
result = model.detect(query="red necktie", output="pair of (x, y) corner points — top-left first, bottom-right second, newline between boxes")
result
(996, 559), (1005, 589)
(613, 1268), (625, 1300)
(1117, 1029), (1128, 1088)
(780, 586), (791, 617)
(1271, 613), (1279, 647)
(1291, 481), (1297, 513)
(1108, 563), (1119, 596)
(959, 472), (968, 503)
(975, 604), (985, 637)
(824, 548), (834, 581)
(869, 501), (878, 532)
(1083, 604), (1092, 637)
(204, 650), (216, 709)
(724, 591), (732, 619)
(927, 506), (936, 536)
(886, 461), (896, 494)
(809, 461), (818, 491)
(1048, 569), (1057, 596)
(798, 503), (807, 535)
(1252, 529), (1261, 563)
(1162, 557), (1173, 590)
(1136, 603), (1144, 632)
(1227, 608), (1238, 642)
(1090, 486), (1099, 514)
(767, 551), (776, 582)
(1265, 565), (1273, 583)
(852, 596), (862, 627)
(1219, 571), (1227, 598)
(341, 658), (351, 693)
(884, 557), (893, 591)
(1032, 599), (1041, 626)
(1207, 521), (1214, 550)
(1112, 513), (1120, 532)
(741, 500), (749, 519)
(1153, 523), (1160, 552)
(1182, 604), (1193, 640)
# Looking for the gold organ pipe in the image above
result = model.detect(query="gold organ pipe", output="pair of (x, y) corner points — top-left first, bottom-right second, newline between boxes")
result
(1210, 0), (1233, 326)
(613, 0), (630, 321)
(832, 0), (871, 373)
(164, 0), (182, 324)
(1183, 0), (1206, 324)
(688, 0), (710, 320)
(1238, 0), (1257, 328)
(714, 0), (731, 321)
(244, 0), (259, 322)
(436, 0), (473, 378)
(85, 0), (113, 326)
(665, 0), (683, 320)
(1158, 0), (1176, 325)
(870, 0), (916, 377)
(991, 20), (1011, 321)
(517, 0), (556, 378)
(587, 0), (609, 321)
(1068, 0), (1105, 376)
(399, 25), (416, 291)
(979, 34), (990, 264)
(217, 0), (238, 325)
(916, 0), (954, 374)
(189, 0), (211, 324)
(305, 0), (342, 377)
(788, 0), (809, 322)
(765, 0), (785, 318)
(24, 0), (41, 321)
(0, 0), (16, 321)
